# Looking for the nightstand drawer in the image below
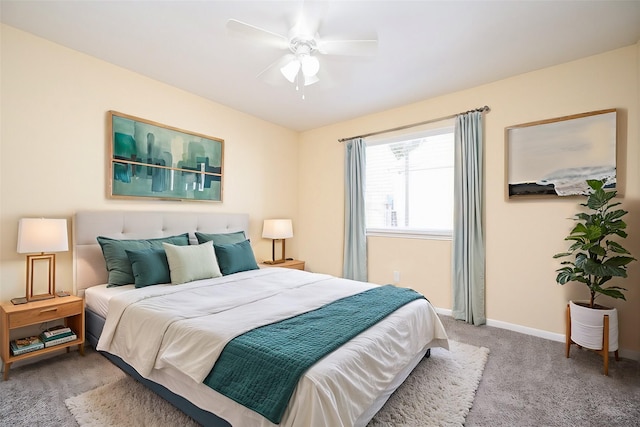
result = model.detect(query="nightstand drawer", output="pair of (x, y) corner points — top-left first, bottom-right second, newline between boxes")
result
(8, 300), (82, 328)
(283, 260), (305, 270)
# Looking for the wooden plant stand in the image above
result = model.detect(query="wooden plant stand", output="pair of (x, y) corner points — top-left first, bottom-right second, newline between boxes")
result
(565, 303), (619, 376)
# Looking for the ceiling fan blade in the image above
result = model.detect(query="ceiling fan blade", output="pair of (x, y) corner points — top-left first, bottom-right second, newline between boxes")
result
(318, 39), (378, 56)
(257, 54), (296, 86)
(290, 0), (329, 36)
(315, 62), (334, 88)
(226, 19), (289, 50)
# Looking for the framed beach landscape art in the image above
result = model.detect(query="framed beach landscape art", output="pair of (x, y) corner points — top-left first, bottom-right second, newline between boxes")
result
(506, 109), (617, 198)
(108, 111), (224, 202)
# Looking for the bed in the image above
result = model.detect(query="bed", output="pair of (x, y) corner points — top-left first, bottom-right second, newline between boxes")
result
(74, 210), (448, 427)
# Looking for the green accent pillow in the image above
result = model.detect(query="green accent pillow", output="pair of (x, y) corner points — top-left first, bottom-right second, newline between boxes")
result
(126, 248), (171, 288)
(97, 234), (189, 286)
(163, 241), (222, 285)
(195, 231), (246, 245)
(214, 239), (259, 276)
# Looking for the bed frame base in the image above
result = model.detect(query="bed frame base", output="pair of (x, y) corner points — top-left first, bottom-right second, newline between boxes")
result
(86, 308), (231, 427)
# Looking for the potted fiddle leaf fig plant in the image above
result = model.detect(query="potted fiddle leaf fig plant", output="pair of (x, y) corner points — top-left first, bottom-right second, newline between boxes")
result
(553, 179), (635, 358)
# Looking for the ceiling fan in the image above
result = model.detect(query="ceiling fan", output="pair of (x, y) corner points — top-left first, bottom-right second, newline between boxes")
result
(226, 9), (377, 97)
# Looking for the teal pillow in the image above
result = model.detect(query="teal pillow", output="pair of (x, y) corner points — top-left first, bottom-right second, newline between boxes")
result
(126, 248), (170, 288)
(213, 239), (259, 276)
(195, 231), (246, 245)
(97, 234), (189, 286)
(163, 241), (222, 285)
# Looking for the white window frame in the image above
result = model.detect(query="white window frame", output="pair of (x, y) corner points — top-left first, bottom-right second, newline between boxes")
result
(364, 122), (455, 240)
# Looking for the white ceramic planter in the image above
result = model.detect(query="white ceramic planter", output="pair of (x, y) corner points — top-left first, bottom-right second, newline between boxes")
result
(569, 300), (618, 351)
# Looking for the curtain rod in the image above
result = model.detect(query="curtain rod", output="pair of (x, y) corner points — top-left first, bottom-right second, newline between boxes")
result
(338, 105), (490, 142)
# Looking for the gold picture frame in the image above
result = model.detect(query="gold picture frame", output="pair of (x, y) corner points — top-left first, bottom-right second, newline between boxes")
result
(506, 109), (617, 198)
(108, 111), (224, 202)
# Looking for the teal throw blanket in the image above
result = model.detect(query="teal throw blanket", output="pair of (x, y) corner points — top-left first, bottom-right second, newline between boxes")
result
(204, 284), (425, 424)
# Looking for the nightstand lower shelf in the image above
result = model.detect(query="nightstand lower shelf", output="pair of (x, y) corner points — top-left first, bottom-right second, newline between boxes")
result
(1, 296), (85, 380)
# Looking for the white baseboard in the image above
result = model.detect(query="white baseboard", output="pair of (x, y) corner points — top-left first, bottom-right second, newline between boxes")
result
(485, 317), (565, 343)
(434, 307), (640, 361)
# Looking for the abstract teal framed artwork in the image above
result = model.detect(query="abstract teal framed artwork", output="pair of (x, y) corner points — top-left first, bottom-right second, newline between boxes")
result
(108, 111), (224, 202)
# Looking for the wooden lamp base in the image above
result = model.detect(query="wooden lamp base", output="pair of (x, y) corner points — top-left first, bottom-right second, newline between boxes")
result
(263, 238), (287, 264)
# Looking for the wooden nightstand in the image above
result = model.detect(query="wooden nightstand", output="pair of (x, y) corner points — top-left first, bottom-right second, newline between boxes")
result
(261, 259), (305, 270)
(1, 295), (85, 380)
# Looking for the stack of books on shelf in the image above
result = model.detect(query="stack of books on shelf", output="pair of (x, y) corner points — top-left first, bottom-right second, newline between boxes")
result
(39, 326), (77, 348)
(10, 336), (44, 355)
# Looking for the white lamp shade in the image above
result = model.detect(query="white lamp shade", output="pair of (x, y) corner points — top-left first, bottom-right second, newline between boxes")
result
(280, 59), (301, 83)
(17, 218), (69, 254)
(300, 54), (320, 77)
(262, 219), (293, 239)
(304, 74), (320, 86)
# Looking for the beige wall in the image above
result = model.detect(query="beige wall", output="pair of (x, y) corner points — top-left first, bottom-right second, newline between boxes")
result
(0, 25), (300, 301)
(2, 24), (639, 356)
(299, 43), (640, 355)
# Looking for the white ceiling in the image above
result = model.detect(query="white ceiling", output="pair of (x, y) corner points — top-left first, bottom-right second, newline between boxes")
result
(2, 1), (640, 131)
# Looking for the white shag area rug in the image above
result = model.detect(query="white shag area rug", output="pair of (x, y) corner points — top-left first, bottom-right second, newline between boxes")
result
(65, 340), (489, 427)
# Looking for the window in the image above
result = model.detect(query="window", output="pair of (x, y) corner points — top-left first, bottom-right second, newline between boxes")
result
(365, 123), (454, 239)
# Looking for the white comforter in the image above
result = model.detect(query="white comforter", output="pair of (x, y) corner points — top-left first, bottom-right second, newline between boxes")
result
(97, 268), (448, 427)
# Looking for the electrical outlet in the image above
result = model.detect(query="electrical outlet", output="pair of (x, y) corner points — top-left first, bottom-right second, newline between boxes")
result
(393, 271), (400, 283)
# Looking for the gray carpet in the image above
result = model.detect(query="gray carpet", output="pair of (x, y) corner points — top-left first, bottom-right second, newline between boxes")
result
(1, 314), (639, 426)
(441, 316), (640, 426)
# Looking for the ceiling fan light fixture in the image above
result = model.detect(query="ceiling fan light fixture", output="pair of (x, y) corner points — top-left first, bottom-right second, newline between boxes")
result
(303, 74), (319, 86)
(227, 17), (379, 94)
(280, 59), (301, 83)
(300, 54), (320, 77)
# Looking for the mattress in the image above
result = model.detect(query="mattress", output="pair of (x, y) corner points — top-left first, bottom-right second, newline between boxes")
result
(85, 283), (134, 318)
(87, 268), (448, 427)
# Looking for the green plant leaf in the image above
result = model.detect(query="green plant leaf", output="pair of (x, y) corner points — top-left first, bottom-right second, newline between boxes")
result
(586, 188), (616, 210)
(565, 235), (587, 244)
(555, 270), (573, 285)
(574, 252), (587, 266)
(607, 221), (627, 232)
(603, 285), (628, 291)
(584, 261), (627, 278)
(594, 287), (627, 300)
(607, 241), (630, 254)
(605, 209), (627, 222)
(614, 230), (628, 239)
(584, 225), (603, 241)
(596, 276), (613, 287)
(570, 223), (588, 235)
(568, 241), (583, 252)
(604, 256), (636, 267)
(586, 179), (604, 191)
(553, 252), (571, 259)
(575, 212), (591, 222)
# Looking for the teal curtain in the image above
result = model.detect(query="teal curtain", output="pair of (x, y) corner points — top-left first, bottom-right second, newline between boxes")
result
(343, 138), (367, 281)
(452, 111), (486, 325)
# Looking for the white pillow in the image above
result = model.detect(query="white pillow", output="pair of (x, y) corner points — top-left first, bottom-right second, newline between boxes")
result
(163, 241), (222, 284)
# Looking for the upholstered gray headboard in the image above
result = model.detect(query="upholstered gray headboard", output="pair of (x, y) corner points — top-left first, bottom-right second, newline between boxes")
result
(73, 210), (250, 295)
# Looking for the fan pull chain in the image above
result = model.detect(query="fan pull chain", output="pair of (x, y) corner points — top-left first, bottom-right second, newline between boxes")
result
(295, 73), (305, 100)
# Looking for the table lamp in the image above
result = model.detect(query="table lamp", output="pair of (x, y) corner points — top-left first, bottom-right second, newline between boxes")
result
(262, 219), (293, 264)
(16, 218), (69, 303)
